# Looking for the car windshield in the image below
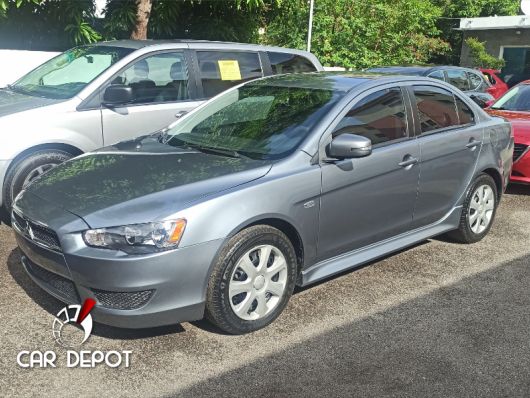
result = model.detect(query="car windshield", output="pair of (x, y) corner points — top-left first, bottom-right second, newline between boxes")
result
(491, 84), (530, 111)
(11, 46), (133, 99)
(164, 81), (343, 160)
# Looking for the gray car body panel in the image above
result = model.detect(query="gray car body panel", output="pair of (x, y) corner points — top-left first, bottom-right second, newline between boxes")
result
(13, 73), (513, 328)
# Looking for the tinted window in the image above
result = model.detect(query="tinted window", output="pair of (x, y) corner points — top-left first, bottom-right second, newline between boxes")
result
(333, 88), (408, 145)
(468, 72), (485, 90)
(112, 52), (189, 104)
(165, 81), (342, 160)
(268, 52), (317, 74)
(427, 70), (445, 81)
(484, 72), (497, 85)
(455, 97), (475, 125)
(446, 69), (470, 91)
(413, 86), (459, 133)
(197, 51), (263, 98)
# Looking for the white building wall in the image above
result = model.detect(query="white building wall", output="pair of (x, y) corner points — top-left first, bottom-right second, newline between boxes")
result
(0, 50), (59, 88)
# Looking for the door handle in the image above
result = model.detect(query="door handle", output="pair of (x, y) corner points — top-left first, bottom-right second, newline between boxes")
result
(398, 156), (419, 168)
(466, 139), (482, 150)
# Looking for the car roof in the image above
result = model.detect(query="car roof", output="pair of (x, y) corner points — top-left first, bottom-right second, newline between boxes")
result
(368, 65), (479, 76)
(92, 39), (312, 54)
(252, 72), (442, 92)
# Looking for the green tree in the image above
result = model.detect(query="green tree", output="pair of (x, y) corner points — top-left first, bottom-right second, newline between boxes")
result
(261, 0), (449, 69)
(465, 37), (505, 69)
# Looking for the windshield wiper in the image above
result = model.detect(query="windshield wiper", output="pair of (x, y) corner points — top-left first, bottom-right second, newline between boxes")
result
(192, 144), (249, 159)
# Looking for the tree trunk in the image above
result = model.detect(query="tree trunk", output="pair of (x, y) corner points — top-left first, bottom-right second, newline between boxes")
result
(131, 0), (153, 40)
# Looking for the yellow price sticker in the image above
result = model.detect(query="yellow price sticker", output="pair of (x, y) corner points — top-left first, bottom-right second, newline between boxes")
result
(218, 60), (242, 81)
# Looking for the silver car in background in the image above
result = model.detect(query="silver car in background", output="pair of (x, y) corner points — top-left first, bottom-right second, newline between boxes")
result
(0, 40), (322, 221)
(12, 73), (513, 334)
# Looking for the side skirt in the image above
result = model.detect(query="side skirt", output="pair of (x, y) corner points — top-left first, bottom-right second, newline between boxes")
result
(300, 206), (463, 286)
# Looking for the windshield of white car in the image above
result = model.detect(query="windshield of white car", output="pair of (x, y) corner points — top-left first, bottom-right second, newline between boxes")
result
(11, 46), (133, 100)
(165, 81), (343, 160)
(491, 85), (530, 111)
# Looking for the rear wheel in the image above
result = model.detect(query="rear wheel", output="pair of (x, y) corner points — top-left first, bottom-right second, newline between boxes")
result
(206, 225), (297, 334)
(2, 150), (73, 222)
(447, 173), (498, 244)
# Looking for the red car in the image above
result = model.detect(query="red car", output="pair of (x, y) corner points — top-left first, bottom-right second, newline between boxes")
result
(480, 68), (509, 100)
(487, 81), (530, 184)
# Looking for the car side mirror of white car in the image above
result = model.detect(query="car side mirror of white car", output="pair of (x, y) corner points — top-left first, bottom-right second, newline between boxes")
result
(103, 85), (134, 107)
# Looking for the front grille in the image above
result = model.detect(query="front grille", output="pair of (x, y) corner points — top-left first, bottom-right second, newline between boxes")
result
(92, 289), (154, 310)
(12, 210), (61, 252)
(514, 143), (529, 162)
(24, 257), (79, 303)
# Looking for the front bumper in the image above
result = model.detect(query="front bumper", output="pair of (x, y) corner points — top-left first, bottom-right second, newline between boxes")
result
(12, 193), (224, 329)
(511, 144), (530, 184)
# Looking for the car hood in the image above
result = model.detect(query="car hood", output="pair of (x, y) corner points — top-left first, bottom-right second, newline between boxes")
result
(0, 88), (62, 118)
(25, 138), (272, 228)
(486, 109), (530, 143)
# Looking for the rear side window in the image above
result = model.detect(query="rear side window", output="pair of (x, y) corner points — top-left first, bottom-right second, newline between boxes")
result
(455, 97), (475, 125)
(332, 87), (408, 145)
(197, 51), (263, 98)
(468, 72), (485, 90)
(447, 69), (470, 91)
(427, 70), (445, 81)
(268, 52), (317, 74)
(413, 86), (459, 133)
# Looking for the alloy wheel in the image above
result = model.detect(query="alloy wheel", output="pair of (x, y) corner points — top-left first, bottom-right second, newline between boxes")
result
(229, 244), (288, 321)
(21, 163), (57, 189)
(468, 184), (495, 234)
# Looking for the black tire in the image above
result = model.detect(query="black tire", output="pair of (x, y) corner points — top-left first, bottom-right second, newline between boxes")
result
(205, 225), (298, 334)
(2, 150), (73, 219)
(446, 173), (498, 244)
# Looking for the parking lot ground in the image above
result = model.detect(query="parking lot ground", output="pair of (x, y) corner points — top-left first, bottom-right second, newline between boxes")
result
(1, 186), (530, 397)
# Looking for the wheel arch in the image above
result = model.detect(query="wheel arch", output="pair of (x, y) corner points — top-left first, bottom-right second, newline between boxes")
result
(228, 216), (305, 274)
(480, 167), (503, 200)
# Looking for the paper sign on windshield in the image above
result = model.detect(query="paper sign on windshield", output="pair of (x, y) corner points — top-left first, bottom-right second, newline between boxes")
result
(218, 60), (242, 81)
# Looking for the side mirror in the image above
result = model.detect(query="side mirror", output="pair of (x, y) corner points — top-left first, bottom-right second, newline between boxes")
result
(103, 85), (134, 106)
(327, 133), (372, 159)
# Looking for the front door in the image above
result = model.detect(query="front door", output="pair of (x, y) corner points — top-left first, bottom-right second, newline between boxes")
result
(410, 85), (483, 227)
(101, 51), (202, 146)
(317, 87), (420, 261)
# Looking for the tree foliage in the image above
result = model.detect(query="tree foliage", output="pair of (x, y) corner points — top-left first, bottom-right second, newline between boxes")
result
(261, 0), (450, 69)
(465, 37), (505, 69)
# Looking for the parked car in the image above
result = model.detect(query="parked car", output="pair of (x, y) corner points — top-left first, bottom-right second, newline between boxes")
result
(12, 72), (513, 334)
(486, 81), (530, 184)
(480, 68), (509, 100)
(367, 66), (495, 107)
(0, 40), (323, 222)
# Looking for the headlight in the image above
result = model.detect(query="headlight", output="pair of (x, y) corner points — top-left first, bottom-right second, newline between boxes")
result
(83, 219), (186, 254)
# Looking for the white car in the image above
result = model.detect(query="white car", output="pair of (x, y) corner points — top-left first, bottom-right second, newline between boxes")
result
(0, 40), (322, 221)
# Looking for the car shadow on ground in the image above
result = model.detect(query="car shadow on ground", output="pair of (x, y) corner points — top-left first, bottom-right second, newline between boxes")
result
(506, 184), (530, 196)
(169, 253), (530, 398)
(6, 248), (185, 339)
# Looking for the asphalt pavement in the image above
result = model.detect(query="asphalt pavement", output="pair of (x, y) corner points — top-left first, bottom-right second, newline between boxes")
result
(1, 186), (530, 397)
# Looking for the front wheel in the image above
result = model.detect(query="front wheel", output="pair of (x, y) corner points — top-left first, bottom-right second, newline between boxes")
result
(447, 173), (498, 244)
(2, 150), (73, 221)
(205, 225), (297, 334)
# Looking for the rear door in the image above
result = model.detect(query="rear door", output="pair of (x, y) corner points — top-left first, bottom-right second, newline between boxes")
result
(192, 50), (264, 99)
(100, 50), (201, 146)
(410, 85), (482, 227)
(317, 85), (420, 260)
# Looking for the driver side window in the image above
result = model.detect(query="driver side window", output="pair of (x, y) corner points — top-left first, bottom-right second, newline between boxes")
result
(111, 52), (189, 104)
(332, 88), (408, 146)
